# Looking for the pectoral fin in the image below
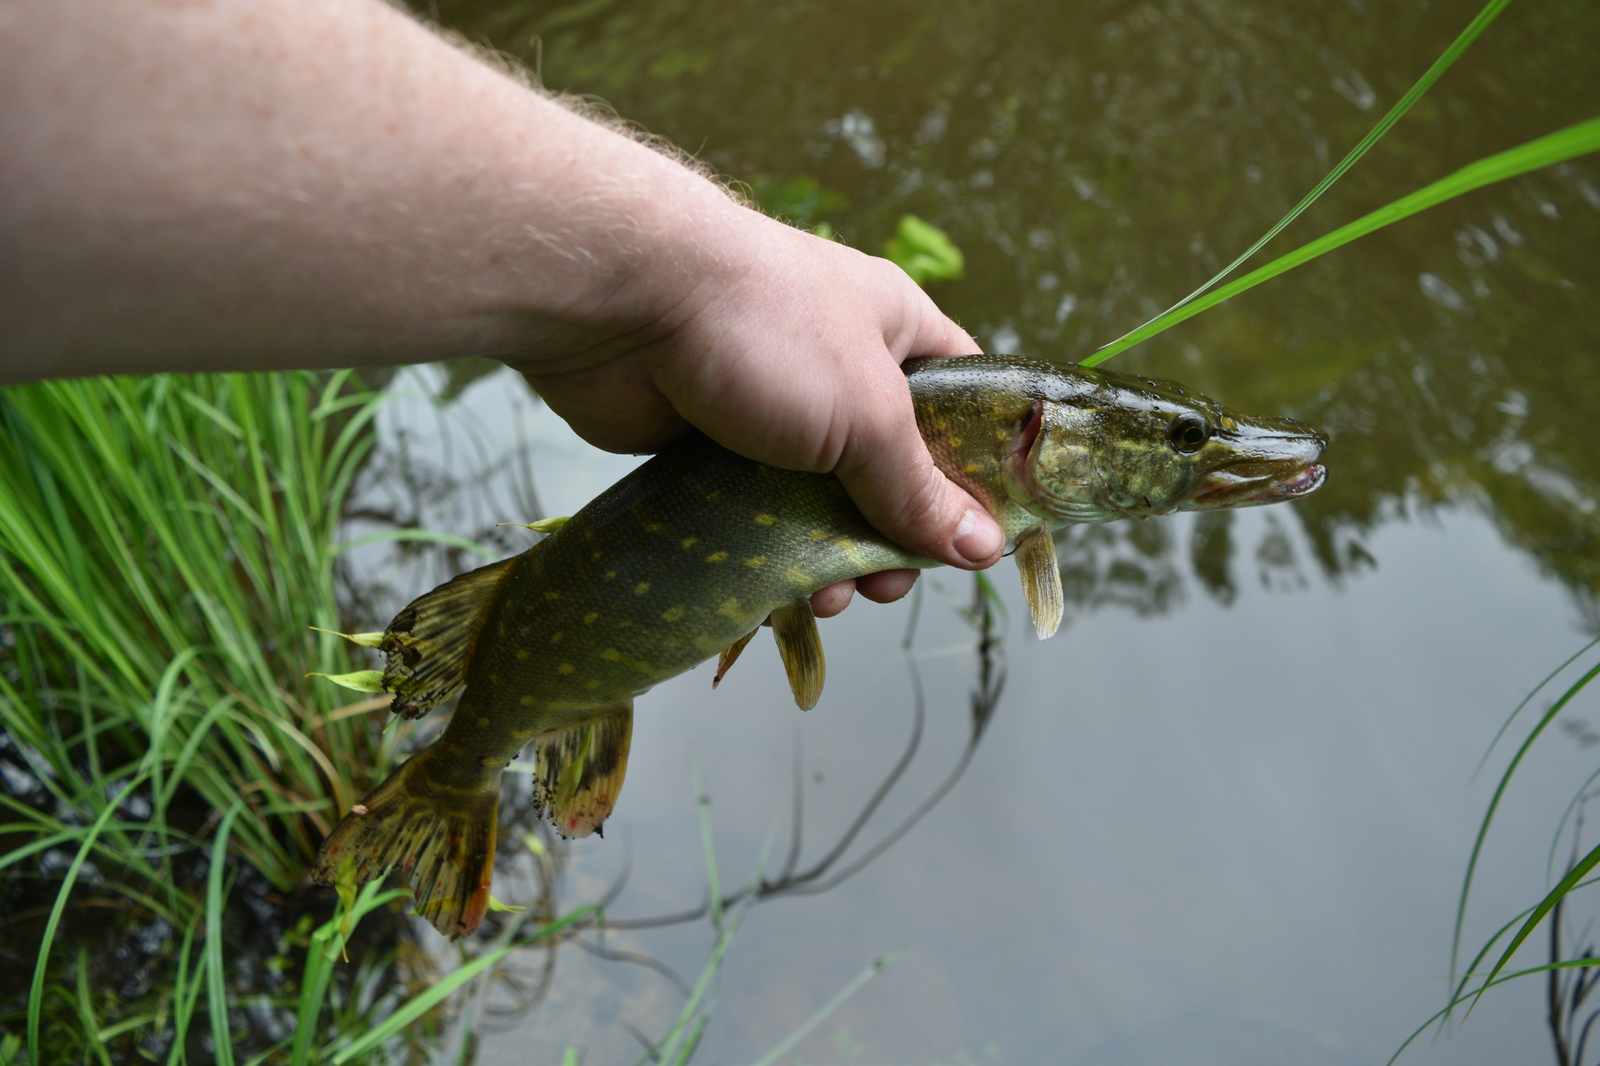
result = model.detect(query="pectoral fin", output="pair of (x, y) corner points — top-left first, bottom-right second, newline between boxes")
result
(1015, 523), (1064, 640)
(769, 598), (826, 710)
(381, 554), (520, 719)
(530, 704), (634, 839)
(713, 629), (758, 689)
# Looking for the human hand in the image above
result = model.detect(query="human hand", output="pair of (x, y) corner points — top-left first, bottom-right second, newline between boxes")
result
(510, 203), (1004, 616)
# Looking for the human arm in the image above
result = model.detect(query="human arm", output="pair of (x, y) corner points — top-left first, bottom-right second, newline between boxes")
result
(0, 0), (1004, 607)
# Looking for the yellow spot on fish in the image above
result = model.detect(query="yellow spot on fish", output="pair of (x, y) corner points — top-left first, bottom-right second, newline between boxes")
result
(489, 672), (500, 683)
(478, 717), (490, 727)
(592, 549), (603, 560)
(753, 513), (775, 526)
(519, 695), (534, 707)
(586, 679), (601, 689)
(604, 570), (616, 581)
(786, 567), (811, 585)
(706, 490), (722, 500)
(558, 663), (575, 675)
(706, 551), (728, 563)
(600, 648), (623, 662)
(646, 522), (663, 532)
(634, 581), (650, 595)
(543, 591), (561, 601)
(583, 611), (599, 624)
(550, 632), (563, 644)
(717, 599), (741, 620)
(949, 437), (963, 447)
(809, 528), (829, 540)
(745, 556), (766, 568)
(995, 428), (1009, 441)
(1222, 415), (1238, 430)
(516, 648), (530, 660)
(661, 606), (685, 622)
(681, 537), (698, 549)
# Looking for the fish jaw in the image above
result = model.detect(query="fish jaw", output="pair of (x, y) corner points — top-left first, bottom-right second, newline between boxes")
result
(1179, 412), (1328, 512)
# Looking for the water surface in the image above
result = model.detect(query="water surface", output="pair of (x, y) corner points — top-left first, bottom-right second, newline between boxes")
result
(361, 0), (1600, 1061)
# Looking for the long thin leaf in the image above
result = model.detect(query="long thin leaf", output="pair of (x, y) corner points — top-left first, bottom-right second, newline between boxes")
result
(1099, 0), (1511, 348)
(1083, 116), (1600, 366)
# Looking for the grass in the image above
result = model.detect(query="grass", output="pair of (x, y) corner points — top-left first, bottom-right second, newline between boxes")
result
(1387, 638), (1600, 1064)
(0, 371), (428, 1062)
(3, 0), (1596, 1060)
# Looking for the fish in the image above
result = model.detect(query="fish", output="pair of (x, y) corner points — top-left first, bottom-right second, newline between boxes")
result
(312, 354), (1327, 937)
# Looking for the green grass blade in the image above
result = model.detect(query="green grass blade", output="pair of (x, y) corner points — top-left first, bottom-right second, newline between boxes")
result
(333, 527), (499, 560)
(290, 883), (408, 1066)
(1450, 658), (1600, 1001)
(694, 765), (722, 932)
(1471, 843), (1600, 1013)
(1099, 0), (1511, 348)
(749, 949), (901, 1066)
(1473, 635), (1600, 782)
(26, 774), (146, 1064)
(1082, 115), (1600, 366)
(206, 802), (244, 1066)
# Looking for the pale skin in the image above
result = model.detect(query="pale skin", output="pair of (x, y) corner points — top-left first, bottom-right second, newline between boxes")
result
(0, 0), (1006, 613)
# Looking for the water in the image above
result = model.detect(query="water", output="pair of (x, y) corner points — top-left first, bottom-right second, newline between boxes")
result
(355, 0), (1600, 1061)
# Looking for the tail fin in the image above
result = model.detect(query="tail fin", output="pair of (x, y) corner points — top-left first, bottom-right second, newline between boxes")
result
(314, 749), (499, 940)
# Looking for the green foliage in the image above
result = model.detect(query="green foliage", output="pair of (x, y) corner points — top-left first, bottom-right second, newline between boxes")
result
(1389, 639), (1600, 1063)
(0, 371), (411, 1062)
(746, 174), (848, 232)
(883, 214), (965, 288)
(1084, 115), (1600, 367)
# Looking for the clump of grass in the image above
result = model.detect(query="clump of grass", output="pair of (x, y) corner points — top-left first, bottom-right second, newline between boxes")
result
(1388, 638), (1600, 1063)
(0, 371), (416, 1062)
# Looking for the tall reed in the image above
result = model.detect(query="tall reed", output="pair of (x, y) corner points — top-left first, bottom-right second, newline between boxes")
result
(0, 371), (401, 1060)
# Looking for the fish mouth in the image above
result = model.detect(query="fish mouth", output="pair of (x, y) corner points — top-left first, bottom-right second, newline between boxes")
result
(1184, 415), (1328, 511)
(1186, 461), (1326, 509)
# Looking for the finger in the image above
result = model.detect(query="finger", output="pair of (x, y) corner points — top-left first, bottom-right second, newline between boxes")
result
(832, 379), (1004, 570)
(854, 569), (919, 604)
(810, 579), (856, 618)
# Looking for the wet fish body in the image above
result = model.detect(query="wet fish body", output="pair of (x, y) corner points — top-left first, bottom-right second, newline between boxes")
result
(314, 355), (1327, 937)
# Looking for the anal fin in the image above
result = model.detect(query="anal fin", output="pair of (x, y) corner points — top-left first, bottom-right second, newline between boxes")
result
(769, 598), (826, 710)
(530, 704), (634, 839)
(1015, 523), (1064, 640)
(713, 629), (758, 688)
(382, 553), (521, 719)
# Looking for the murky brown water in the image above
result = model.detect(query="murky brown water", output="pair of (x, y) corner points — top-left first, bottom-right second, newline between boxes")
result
(356, 0), (1600, 1062)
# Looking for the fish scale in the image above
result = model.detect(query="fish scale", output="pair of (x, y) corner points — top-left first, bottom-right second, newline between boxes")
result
(313, 354), (1328, 938)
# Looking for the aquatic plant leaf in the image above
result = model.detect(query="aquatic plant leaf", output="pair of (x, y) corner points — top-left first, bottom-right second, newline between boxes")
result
(485, 895), (525, 914)
(310, 626), (384, 648)
(1101, 0), (1513, 349)
(1085, 115), (1600, 366)
(307, 670), (386, 694)
(498, 516), (570, 533)
(884, 214), (964, 287)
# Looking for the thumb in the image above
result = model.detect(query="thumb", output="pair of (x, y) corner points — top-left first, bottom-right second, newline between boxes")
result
(832, 386), (1005, 570)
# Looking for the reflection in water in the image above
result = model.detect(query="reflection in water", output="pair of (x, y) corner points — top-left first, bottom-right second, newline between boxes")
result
(388, 0), (1600, 1058)
(425, 0), (1599, 622)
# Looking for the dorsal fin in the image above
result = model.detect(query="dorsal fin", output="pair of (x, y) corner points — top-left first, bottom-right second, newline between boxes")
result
(1014, 523), (1063, 639)
(381, 554), (520, 719)
(769, 598), (826, 710)
(529, 704), (634, 838)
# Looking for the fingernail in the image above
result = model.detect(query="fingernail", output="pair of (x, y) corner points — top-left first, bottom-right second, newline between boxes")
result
(952, 507), (1004, 566)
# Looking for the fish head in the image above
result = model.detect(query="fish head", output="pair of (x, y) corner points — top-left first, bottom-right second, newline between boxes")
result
(1014, 365), (1328, 523)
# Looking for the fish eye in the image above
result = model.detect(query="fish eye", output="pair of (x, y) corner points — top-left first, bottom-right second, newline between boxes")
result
(1168, 415), (1209, 454)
